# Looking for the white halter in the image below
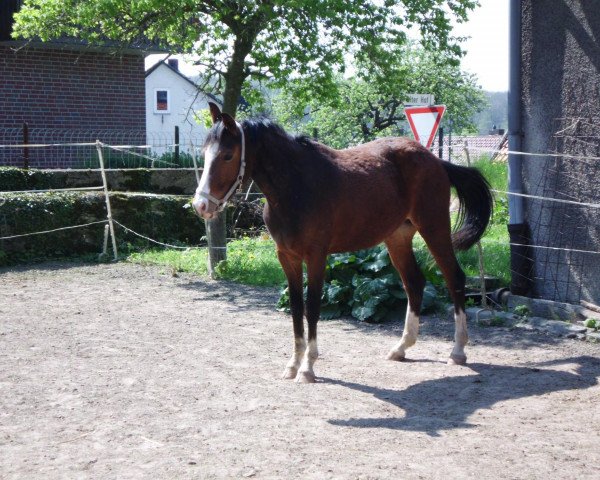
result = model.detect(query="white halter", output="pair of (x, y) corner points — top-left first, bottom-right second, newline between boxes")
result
(198, 121), (246, 213)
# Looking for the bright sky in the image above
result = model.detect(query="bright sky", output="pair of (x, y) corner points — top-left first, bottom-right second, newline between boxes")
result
(147, 0), (510, 92)
(453, 0), (510, 92)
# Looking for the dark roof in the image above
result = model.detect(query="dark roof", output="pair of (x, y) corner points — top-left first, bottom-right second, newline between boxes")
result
(145, 61), (222, 104)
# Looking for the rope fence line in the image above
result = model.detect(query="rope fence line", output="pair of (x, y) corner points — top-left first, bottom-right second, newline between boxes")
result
(0, 220), (108, 241)
(481, 239), (600, 256)
(0, 142), (98, 149)
(112, 220), (274, 251)
(1, 139), (600, 162)
(100, 142), (179, 168)
(0, 186), (105, 195)
(1, 139), (600, 270)
(112, 220), (208, 250)
(464, 145), (600, 162)
(491, 189), (600, 209)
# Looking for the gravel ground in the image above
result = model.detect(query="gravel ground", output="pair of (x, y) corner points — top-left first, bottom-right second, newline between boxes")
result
(1, 261), (599, 479)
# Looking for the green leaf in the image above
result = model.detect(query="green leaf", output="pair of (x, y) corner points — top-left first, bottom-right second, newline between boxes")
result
(352, 304), (377, 321)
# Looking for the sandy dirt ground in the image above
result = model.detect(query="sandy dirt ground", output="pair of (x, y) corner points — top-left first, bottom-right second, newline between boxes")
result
(1, 262), (599, 480)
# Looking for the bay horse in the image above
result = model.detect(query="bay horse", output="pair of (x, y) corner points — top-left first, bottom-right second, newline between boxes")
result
(193, 102), (493, 383)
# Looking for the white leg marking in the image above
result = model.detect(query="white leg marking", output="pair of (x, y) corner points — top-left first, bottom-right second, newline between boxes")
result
(282, 337), (306, 379)
(449, 308), (468, 365)
(387, 306), (420, 361)
(295, 339), (318, 383)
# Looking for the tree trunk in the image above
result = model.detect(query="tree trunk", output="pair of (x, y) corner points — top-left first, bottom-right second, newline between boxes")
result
(205, 36), (253, 277)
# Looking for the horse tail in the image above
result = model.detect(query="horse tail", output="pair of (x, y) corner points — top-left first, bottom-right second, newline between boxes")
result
(441, 161), (493, 251)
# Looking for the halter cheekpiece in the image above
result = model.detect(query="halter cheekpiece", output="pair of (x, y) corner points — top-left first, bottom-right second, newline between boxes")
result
(199, 121), (246, 213)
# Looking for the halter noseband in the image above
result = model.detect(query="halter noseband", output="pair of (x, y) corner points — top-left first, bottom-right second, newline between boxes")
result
(198, 121), (246, 213)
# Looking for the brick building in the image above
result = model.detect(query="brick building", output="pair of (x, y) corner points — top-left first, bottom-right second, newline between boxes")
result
(0, 0), (159, 168)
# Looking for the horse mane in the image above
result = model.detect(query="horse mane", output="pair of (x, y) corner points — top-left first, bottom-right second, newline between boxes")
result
(241, 117), (321, 154)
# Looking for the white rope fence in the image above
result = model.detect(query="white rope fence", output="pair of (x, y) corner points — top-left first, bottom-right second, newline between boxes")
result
(0, 220), (108, 241)
(1, 139), (600, 268)
(464, 145), (600, 162)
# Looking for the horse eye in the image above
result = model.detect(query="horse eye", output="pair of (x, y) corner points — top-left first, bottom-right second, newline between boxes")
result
(223, 153), (234, 162)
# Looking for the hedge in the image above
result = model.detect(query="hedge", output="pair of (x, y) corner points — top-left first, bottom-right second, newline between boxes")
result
(0, 192), (205, 265)
(0, 166), (198, 195)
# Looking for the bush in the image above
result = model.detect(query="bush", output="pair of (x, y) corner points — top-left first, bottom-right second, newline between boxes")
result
(0, 191), (205, 266)
(277, 246), (438, 323)
(0, 167), (63, 191)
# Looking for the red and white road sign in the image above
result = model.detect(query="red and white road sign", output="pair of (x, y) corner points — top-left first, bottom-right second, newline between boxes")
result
(404, 105), (446, 149)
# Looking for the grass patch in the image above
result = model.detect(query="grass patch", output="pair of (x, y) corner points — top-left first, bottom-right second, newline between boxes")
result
(127, 236), (284, 287)
(412, 223), (510, 288)
(128, 225), (509, 291)
(214, 237), (285, 286)
(128, 248), (209, 276)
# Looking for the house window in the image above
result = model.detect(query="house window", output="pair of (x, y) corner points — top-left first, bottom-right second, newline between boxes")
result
(154, 89), (170, 113)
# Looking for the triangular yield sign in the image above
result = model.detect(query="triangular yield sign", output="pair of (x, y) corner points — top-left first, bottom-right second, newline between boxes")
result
(404, 105), (446, 149)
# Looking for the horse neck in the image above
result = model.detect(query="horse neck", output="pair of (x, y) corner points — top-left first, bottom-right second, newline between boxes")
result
(248, 133), (309, 206)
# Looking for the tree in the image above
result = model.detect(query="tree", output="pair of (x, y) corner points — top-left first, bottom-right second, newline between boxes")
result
(273, 44), (487, 148)
(13, 0), (478, 273)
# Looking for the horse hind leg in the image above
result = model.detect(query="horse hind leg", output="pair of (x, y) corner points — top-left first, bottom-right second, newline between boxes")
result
(385, 223), (426, 361)
(418, 225), (468, 365)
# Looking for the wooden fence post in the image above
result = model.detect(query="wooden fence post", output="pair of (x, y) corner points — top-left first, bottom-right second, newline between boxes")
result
(96, 140), (118, 261)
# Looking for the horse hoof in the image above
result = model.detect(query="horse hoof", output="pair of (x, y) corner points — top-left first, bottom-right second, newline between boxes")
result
(282, 367), (298, 380)
(387, 349), (406, 362)
(295, 371), (316, 384)
(448, 353), (467, 365)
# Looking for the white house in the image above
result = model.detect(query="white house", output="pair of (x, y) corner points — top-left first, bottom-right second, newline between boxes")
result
(145, 59), (220, 157)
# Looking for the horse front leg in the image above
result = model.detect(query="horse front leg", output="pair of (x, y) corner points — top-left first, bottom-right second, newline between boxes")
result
(296, 252), (327, 384)
(277, 251), (306, 379)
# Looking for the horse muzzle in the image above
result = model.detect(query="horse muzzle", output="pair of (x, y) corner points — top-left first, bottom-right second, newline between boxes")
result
(192, 194), (219, 220)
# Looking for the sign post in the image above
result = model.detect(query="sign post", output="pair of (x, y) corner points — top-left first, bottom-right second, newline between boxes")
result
(404, 105), (446, 149)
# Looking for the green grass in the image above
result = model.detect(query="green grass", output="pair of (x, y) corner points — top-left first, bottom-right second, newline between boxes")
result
(411, 223), (510, 288)
(127, 236), (285, 287)
(213, 237), (285, 286)
(128, 247), (210, 276)
(128, 225), (509, 290)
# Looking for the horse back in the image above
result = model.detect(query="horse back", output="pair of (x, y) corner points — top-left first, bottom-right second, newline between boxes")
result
(325, 137), (451, 252)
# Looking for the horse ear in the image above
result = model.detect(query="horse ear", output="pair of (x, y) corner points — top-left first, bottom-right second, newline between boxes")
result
(208, 102), (222, 124)
(221, 113), (239, 134)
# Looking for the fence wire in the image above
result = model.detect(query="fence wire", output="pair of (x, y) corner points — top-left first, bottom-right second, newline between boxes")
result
(0, 127), (206, 169)
(1, 138), (600, 307)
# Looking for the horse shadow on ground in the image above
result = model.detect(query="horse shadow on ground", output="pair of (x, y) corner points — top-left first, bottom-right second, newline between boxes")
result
(178, 279), (280, 314)
(324, 356), (600, 437)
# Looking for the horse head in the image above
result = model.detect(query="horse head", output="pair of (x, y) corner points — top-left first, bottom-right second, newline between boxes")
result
(192, 102), (246, 219)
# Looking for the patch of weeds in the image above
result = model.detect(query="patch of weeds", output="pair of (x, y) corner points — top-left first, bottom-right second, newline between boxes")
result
(583, 318), (597, 330)
(513, 304), (531, 319)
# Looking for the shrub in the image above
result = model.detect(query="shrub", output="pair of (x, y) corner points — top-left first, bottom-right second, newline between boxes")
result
(278, 245), (438, 323)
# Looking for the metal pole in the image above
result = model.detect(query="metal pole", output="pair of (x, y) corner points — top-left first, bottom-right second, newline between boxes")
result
(464, 141), (488, 308)
(507, 0), (532, 296)
(508, 0), (524, 224)
(448, 120), (453, 163)
(174, 125), (180, 166)
(22, 122), (29, 170)
(96, 140), (118, 261)
(438, 127), (444, 160)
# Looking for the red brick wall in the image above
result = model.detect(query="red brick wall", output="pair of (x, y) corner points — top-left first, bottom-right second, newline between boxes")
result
(0, 45), (146, 168)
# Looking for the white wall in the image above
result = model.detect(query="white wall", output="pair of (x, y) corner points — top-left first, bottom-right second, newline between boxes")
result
(145, 63), (215, 157)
